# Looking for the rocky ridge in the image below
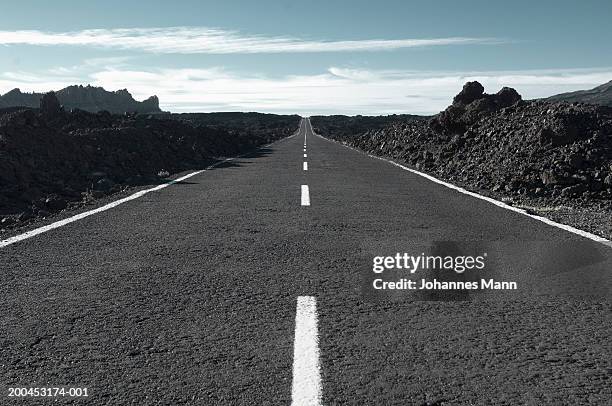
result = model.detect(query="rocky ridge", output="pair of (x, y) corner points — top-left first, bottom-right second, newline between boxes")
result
(0, 85), (161, 114)
(546, 80), (612, 107)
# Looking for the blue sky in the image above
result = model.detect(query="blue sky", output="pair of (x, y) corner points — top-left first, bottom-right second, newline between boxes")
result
(0, 0), (611, 114)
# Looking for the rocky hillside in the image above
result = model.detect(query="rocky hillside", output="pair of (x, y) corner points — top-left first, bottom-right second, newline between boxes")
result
(545, 80), (612, 107)
(312, 82), (612, 204)
(0, 85), (161, 114)
(169, 111), (305, 131)
(0, 93), (299, 228)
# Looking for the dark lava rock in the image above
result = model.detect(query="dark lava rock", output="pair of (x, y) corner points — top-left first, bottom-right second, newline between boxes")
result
(40, 92), (62, 117)
(561, 183), (588, 197)
(435, 82), (523, 136)
(538, 128), (556, 145)
(43, 195), (68, 211)
(541, 171), (561, 185)
(1, 216), (16, 228)
(453, 81), (485, 105)
(17, 210), (35, 222)
(568, 153), (585, 169)
(0, 109), (300, 221)
(312, 81), (612, 203)
(495, 87), (522, 107)
(94, 178), (115, 192)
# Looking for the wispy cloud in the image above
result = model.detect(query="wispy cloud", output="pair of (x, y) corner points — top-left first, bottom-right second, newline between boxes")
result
(0, 27), (498, 54)
(46, 56), (134, 76)
(93, 66), (612, 114)
(2, 66), (611, 115)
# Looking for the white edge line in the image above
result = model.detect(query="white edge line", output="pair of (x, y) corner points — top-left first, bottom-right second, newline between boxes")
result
(291, 296), (322, 406)
(0, 126), (301, 249)
(0, 161), (224, 248)
(309, 122), (612, 248)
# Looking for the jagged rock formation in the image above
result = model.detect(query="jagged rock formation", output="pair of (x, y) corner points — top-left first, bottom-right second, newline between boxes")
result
(545, 80), (612, 107)
(0, 85), (161, 114)
(40, 92), (62, 118)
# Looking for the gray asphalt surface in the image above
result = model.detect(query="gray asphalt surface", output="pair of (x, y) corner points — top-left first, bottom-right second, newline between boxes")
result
(1, 118), (610, 405)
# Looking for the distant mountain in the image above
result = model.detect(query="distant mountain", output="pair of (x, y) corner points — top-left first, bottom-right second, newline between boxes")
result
(0, 85), (161, 114)
(0, 88), (41, 108)
(545, 80), (612, 107)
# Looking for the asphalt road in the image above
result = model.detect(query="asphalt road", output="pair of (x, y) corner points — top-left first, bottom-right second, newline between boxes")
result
(1, 118), (610, 405)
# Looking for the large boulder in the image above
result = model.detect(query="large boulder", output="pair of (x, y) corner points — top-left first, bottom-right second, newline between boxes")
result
(452, 81), (485, 105)
(436, 82), (523, 135)
(495, 87), (522, 107)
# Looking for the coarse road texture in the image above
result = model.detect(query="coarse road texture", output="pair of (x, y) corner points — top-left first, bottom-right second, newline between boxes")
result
(1, 118), (611, 405)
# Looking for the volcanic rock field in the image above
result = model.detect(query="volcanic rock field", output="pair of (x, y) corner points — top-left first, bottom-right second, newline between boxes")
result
(312, 82), (612, 238)
(0, 93), (299, 230)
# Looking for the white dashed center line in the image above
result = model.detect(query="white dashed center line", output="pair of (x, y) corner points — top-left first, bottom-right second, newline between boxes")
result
(304, 153), (307, 158)
(291, 296), (322, 406)
(303, 162), (308, 171)
(301, 185), (310, 206)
